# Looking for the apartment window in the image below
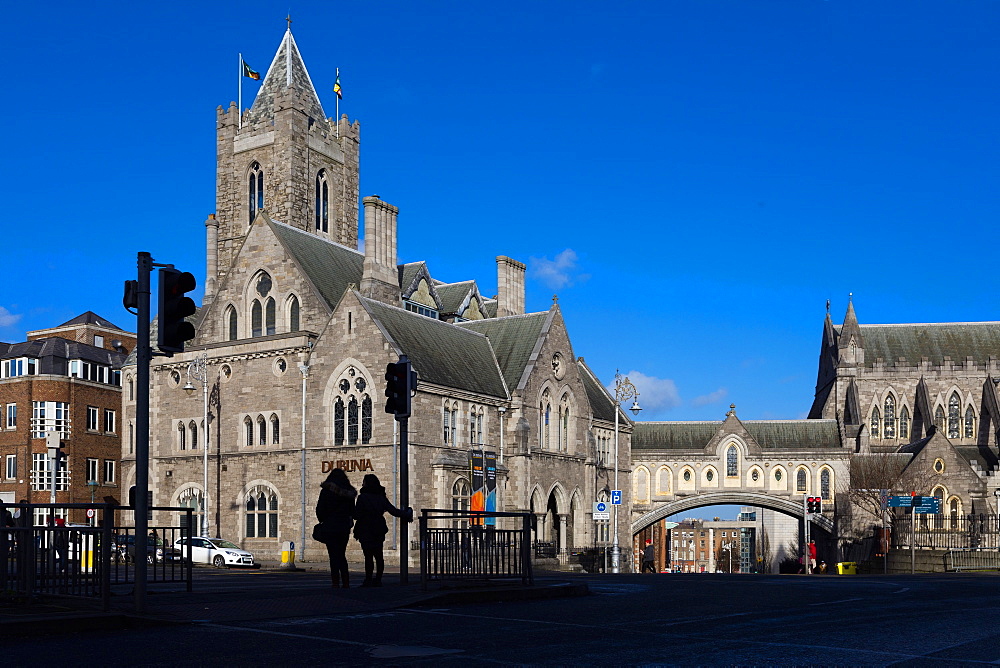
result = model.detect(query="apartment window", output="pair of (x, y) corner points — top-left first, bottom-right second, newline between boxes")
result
(86, 458), (99, 483)
(104, 409), (116, 434)
(94, 335), (104, 347)
(31, 453), (68, 491)
(31, 401), (69, 438)
(103, 459), (115, 484)
(2, 358), (38, 378)
(5, 454), (16, 479)
(87, 406), (99, 431)
(5, 403), (15, 429)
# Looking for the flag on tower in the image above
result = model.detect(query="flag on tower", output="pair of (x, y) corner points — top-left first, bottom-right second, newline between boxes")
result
(242, 60), (261, 80)
(333, 69), (343, 99)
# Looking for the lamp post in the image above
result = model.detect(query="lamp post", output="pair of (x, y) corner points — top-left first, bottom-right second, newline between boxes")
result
(611, 370), (641, 573)
(183, 353), (209, 537)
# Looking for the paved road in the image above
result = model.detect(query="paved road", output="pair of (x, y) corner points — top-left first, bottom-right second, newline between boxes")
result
(7, 572), (1000, 665)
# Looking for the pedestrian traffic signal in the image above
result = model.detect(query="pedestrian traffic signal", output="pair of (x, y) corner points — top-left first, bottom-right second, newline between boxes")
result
(807, 496), (822, 514)
(157, 268), (197, 355)
(384, 357), (418, 419)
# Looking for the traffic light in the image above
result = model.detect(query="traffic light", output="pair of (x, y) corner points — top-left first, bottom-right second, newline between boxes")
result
(157, 268), (197, 355)
(384, 357), (418, 419)
(807, 496), (822, 514)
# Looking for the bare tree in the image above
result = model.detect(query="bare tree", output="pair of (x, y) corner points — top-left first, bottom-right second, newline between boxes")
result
(758, 526), (772, 574)
(842, 451), (938, 546)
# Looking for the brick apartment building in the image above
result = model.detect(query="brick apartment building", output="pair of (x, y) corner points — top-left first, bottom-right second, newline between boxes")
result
(0, 312), (134, 525)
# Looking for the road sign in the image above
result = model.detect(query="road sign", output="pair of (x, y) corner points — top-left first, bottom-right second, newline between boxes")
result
(593, 502), (610, 520)
(611, 490), (622, 505)
(888, 496), (941, 512)
(86, 509), (95, 518)
(888, 496), (912, 507)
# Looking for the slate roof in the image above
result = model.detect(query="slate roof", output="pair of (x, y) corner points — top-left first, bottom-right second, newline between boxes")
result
(632, 420), (843, 450)
(398, 262), (426, 296)
(0, 337), (127, 368)
(56, 312), (125, 331)
(246, 29), (326, 124)
(361, 297), (507, 398)
(270, 219), (363, 309)
(456, 312), (550, 391)
(436, 281), (475, 315)
(577, 361), (617, 423)
(838, 322), (1000, 367)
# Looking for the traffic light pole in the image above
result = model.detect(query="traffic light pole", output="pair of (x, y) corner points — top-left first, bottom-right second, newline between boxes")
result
(398, 415), (409, 585)
(803, 496), (811, 574)
(134, 252), (152, 613)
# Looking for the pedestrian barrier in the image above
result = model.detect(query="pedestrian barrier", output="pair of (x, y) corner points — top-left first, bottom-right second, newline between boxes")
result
(419, 509), (533, 588)
(947, 548), (1000, 572)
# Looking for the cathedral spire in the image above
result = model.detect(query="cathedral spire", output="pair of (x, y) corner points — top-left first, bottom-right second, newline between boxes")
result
(246, 27), (326, 124)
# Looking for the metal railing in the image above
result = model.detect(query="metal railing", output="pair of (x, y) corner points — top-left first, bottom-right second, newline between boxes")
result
(891, 514), (1000, 551)
(419, 509), (533, 588)
(1, 503), (194, 610)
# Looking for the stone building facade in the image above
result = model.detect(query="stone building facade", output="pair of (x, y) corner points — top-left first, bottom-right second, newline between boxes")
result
(120, 27), (632, 565)
(809, 301), (1000, 520)
(0, 313), (132, 523)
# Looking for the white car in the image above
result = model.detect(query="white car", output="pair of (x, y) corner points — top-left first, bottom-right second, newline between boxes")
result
(174, 537), (255, 568)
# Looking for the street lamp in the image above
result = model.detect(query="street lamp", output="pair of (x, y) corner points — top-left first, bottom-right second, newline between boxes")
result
(183, 352), (210, 537)
(611, 370), (641, 573)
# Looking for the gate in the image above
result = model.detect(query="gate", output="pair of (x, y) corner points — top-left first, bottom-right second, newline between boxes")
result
(419, 509), (533, 588)
(1, 502), (194, 611)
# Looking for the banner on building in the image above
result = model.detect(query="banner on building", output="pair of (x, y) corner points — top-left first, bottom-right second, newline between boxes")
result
(484, 451), (497, 527)
(469, 451), (485, 525)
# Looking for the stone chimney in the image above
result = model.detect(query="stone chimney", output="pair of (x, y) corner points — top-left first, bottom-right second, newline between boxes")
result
(496, 255), (526, 316)
(360, 196), (400, 305)
(205, 213), (219, 303)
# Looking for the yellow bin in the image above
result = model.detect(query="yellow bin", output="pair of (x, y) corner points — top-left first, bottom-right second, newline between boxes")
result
(837, 561), (857, 575)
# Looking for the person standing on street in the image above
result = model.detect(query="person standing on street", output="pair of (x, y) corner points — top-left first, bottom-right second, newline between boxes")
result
(642, 539), (656, 573)
(353, 474), (411, 587)
(807, 540), (817, 574)
(315, 468), (357, 588)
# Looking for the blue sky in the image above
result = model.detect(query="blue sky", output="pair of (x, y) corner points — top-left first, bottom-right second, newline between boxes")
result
(4, 1), (998, 432)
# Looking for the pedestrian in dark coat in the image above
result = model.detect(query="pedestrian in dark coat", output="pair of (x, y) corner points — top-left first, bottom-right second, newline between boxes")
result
(316, 468), (357, 588)
(353, 474), (411, 587)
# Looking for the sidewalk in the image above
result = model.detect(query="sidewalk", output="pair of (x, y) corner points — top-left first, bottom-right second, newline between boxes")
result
(0, 562), (588, 635)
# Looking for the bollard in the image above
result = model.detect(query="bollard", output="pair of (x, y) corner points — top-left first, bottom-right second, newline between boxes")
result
(279, 540), (298, 570)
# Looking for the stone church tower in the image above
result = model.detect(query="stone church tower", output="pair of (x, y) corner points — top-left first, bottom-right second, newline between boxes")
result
(206, 27), (360, 300)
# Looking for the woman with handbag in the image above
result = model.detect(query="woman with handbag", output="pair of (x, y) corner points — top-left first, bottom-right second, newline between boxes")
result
(315, 468), (356, 588)
(353, 474), (412, 587)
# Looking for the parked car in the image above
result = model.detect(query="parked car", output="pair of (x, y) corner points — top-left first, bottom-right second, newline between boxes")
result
(174, 537), (255, 568)
(115, 534), (186, 564)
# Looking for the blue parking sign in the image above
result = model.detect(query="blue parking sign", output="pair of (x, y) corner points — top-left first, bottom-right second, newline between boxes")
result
(611, 490), (622, 505)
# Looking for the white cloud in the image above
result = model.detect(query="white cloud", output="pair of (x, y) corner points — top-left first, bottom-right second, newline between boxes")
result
(610, 370), (681, 413)
(528, 249), (585, 290)
(692, 387), (728, 407)
(0, 306), (22, 329)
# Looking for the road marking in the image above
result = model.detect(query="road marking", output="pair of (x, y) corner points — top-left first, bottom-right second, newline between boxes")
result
(809, 597), (863, 606)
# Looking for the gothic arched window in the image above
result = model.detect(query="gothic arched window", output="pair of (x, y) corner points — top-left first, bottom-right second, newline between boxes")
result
(248, 161), (264, 224)
(559, 398), (570, 451)
(334, 398), (344, 445)
(964, 406), (975, 439)
(634, 468), (649, 502)
(347, 397), (359, 444)
(820, 469), (831, 499)
(246, 487), (278, 538)
(726, 445), (738, 477)
(189, 421), (198, 450)
(883, 395), (896, 439)
(270, 414), (280, 445)
(361, 396), (372, 444)
(870, 408), (881, 439)
(443, 402), (458, 444)
(251, 300), (262, 337)
(265, 298), (276, 336)
(244, 417), (253, 447)
(288, 295), (300, 332)
(899, 406), (910, 440)
(934, 405), (946, 432)
(947, 393), (961, 438)
(226, 306), (238, 341)
(178, 421), (186, 450)
(257, 415), (266, 445)
(796, 468), (807, 493)
(315, 169), (329, 232)
(543, 402), (551, 449)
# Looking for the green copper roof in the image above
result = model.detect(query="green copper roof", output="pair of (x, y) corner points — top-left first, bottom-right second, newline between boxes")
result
(633, 420), (842, 450)
(270, 220), (363, 309)
(842, 323), (1000, 367)
(361, 297), (507, 398)
(457, 312), (549, 391)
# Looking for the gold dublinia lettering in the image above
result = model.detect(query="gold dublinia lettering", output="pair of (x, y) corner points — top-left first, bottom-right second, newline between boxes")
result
(323, 459), (374, 473)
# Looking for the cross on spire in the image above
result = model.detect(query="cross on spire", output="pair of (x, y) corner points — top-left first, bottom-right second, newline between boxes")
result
(286, 13), (292, 31)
